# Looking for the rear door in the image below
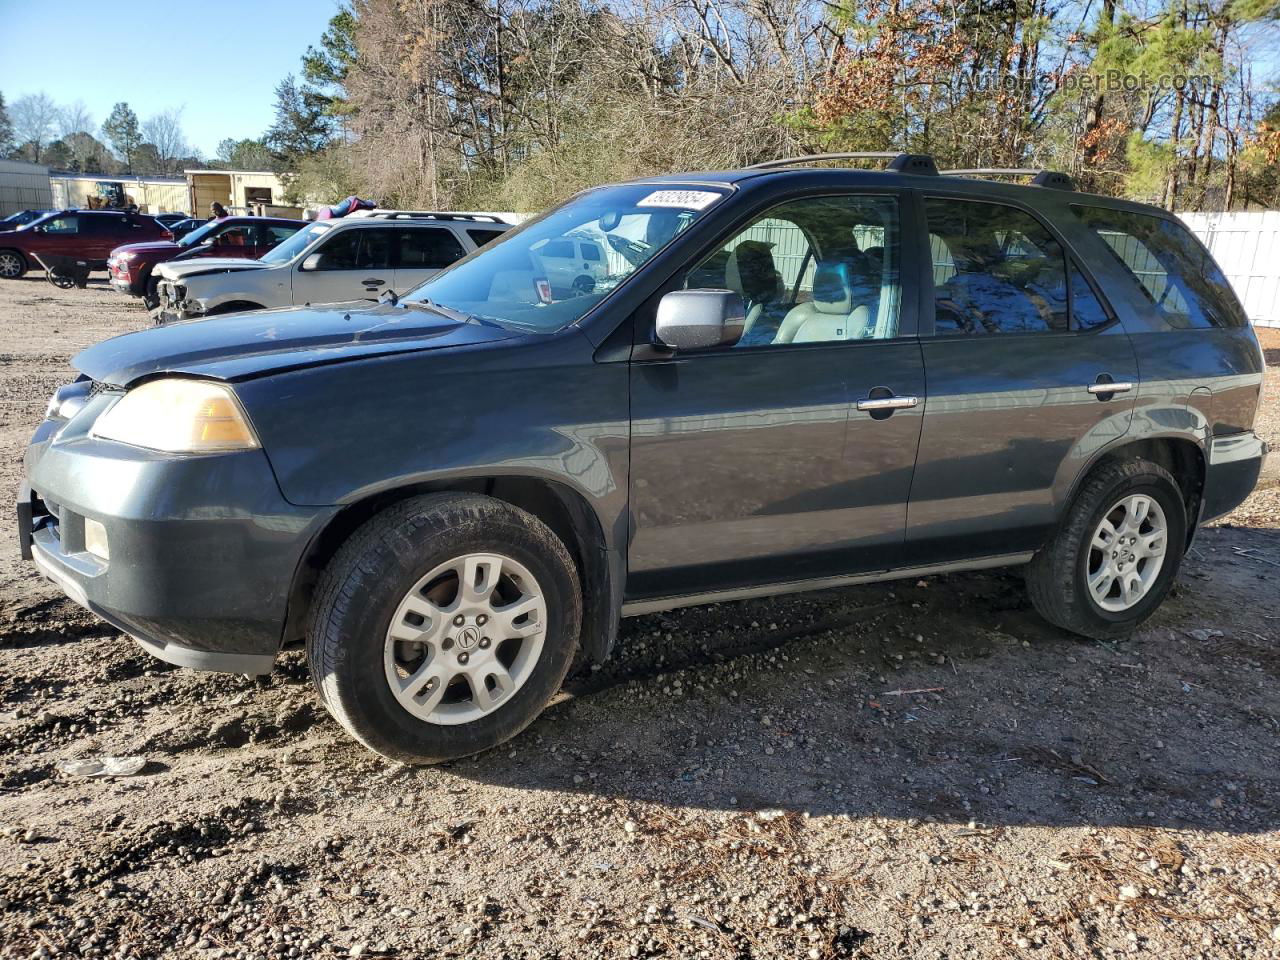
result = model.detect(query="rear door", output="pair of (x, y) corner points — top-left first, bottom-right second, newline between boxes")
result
(80, 213), (131, 260)
(906, 194), (1138, 564)
(627, 191), (926, 600)
(393, 227), (467, 293)
(291, 227), (396, 304)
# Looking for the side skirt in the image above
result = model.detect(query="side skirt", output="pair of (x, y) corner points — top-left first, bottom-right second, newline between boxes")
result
(620, 552), (1035, 618)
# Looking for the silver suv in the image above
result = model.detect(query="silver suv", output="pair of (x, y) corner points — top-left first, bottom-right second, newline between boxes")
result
(154, 213), (511, 322)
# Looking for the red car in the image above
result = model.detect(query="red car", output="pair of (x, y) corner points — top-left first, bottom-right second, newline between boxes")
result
(0, 210), (171, 280)
(108, 216), (303, 308)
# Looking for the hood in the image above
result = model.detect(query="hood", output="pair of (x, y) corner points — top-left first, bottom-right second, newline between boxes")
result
(73, 302), (523, 386)
(112, 240), (181, 258)
(157, 256), (273, 281)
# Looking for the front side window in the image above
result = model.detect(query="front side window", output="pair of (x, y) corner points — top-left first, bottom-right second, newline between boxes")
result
(404, 183), (728, 333)
(927, 198), (1067, 334)
(398, 228), (466, 269)
(213, 224), (255, 248)
(42, 215), (79, 235)
(1070, 204), (1246, 328)
(311, 228), (394, 270)
(683, 194), (902, 347)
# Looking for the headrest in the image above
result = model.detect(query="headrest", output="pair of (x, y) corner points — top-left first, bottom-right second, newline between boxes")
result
(728, 240), (778, 302)
(811, 260), (854, 314)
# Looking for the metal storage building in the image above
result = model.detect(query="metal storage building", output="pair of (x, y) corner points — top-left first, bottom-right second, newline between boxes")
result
(0, 159), (54, 217)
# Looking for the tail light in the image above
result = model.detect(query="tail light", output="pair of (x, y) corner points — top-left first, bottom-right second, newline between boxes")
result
(161, 229), (174, 240)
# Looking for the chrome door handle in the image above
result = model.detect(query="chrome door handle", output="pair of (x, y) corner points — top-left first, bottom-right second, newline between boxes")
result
(857, 395), (919, 411)
(1087, 381), (1134, 395)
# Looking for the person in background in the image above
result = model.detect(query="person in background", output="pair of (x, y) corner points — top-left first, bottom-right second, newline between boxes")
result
(209, 202), (229, 220)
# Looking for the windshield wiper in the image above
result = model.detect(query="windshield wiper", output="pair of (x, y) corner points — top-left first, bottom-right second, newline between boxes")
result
(404, 298), (480, 325)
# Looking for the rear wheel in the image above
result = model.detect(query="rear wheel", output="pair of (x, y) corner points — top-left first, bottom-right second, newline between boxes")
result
(0, 250), (26, 279)
(1026, 459), (1187, 639)
(306, 493), (581, 763)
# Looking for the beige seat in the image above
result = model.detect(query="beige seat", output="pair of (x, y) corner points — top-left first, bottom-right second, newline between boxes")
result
(774, 260), (874, 344)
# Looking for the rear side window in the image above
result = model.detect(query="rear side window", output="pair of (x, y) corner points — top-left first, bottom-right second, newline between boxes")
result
(82, 215), (127, 234)
(398, 228), (466, 269)
(581, 243), (602, 262)
(926, 198), (1068, 334)
(1070, 205), (1246, 328)
(540, 239), (574, 259)
(466, 228), (505, 247)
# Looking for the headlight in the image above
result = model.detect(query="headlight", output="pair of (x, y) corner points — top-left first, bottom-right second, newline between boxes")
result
(116, 251), (138, 260)
(91, 379), (260, 453)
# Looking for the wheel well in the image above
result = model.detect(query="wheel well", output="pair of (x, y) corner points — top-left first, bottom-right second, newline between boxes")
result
(1086, 437), (1205, 541)
(0, 248), (27, 268)
(282, 476), (614, 662)
(208, 300), (264, 315)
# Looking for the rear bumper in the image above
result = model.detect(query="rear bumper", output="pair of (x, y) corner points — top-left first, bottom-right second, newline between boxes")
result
(1202, 431), (1268, 523)
(20, 418), (335, 674)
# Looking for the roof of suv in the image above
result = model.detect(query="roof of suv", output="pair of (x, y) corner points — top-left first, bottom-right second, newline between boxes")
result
(629, 152), (1174, 220)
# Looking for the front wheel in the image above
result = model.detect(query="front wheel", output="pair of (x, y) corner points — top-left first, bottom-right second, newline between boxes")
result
(306, 493), (581, 763)
(1026, 459), (1187, 639)
(142, 275), (160, 311)
(0, 250), (26, 279)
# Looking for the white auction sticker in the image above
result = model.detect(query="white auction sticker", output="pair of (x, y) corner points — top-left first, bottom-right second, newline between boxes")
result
(636, 190), (721, 210)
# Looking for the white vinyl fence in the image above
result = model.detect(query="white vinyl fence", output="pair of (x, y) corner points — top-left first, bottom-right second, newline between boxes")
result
(1180, 211), (1280, 328)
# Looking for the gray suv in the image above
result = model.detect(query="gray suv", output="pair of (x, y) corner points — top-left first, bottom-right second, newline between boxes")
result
(19, 154), (1267, 764)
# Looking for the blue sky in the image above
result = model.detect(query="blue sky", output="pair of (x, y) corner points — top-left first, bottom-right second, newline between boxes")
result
(0, 0), (341, 158)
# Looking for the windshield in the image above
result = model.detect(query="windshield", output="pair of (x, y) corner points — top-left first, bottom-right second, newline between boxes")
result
(260, 221), (332, 263)
(177, 220), (221, 247)
(402, 183), (729, 332)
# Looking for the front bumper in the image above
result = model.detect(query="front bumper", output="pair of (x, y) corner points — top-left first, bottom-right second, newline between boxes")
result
(20, 409), (335, 674)
(1203, 431), (1268, 523)
(155, 279), (204, 324)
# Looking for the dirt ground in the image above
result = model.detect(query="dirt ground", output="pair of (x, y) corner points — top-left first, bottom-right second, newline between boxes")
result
(0, 277), (1277, 960)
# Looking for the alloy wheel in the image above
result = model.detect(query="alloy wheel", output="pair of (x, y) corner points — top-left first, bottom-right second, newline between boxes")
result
(0, 253), (22, 278)
(1086, 493), (1168, 612)
(383, 553), (547, 725)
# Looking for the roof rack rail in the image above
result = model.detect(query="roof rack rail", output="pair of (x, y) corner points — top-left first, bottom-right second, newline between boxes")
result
(744, 152), (939, 176)
(941, 168), (1076, 191)
(354, 210), (509, 223)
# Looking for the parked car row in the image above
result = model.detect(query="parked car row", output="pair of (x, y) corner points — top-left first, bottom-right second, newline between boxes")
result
(0, 209), (174, 279)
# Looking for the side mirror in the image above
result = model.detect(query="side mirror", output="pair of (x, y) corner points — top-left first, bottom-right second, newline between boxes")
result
(655, 289), (745, 351)
(301, 253), (323, 271)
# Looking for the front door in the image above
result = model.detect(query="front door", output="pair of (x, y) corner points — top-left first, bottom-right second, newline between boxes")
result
(906, 195), (1139, 564)
(627, 192), (925, 600)
(292, 227), (396, 305)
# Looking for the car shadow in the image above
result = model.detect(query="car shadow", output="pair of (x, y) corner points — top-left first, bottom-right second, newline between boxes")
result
(442, 522), (1279, 835)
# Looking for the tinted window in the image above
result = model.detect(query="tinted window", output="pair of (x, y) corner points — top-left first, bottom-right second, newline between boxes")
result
(927, 198), (1067, 334)
(540, 240), (574, 259)
(42, 215), (79, 234)
(1070, 266), (1112, 330)
(358, 229), (394, 269)
(1070, 205), (1246, 328)
(263, 224), (300, 246)
(398, 228), (465, 269)
(581, 242), (602, 262)
(466, 228), (506, 247)
(313, 231), (361, 270)
(86, 214), (132, 234)
(685, 195), (902, 347)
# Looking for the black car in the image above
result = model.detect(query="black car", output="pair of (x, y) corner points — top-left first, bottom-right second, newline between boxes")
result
(19, 154), (1267, 764)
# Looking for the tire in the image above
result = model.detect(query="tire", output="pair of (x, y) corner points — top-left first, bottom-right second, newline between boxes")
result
(142, 274), (160, 311)
(1026, 459), (1188, 639)
(0, 250), (27, 280)
(306, 493), (582, 763)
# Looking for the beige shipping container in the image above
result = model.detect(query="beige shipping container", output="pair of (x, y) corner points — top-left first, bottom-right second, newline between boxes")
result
(0, 160), (54, 217)
(184, 170), (293, 217)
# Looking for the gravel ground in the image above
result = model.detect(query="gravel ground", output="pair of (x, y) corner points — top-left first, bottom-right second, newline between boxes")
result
(1, 279), (1278, 960)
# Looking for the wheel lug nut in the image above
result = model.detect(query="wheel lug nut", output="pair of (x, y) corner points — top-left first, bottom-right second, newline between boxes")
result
(479, 637), (490, 649)
(458, 652), (469, 665)
(453, 615), (465, 626)
(476, 614), (488, 626)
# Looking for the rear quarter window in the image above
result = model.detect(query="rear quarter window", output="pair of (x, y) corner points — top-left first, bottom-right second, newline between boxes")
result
(1070, 205), (1247, 329)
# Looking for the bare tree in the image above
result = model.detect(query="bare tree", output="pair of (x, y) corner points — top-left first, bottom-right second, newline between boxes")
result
(10, 93), (59, 163)
(142, 108), (190, 176)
